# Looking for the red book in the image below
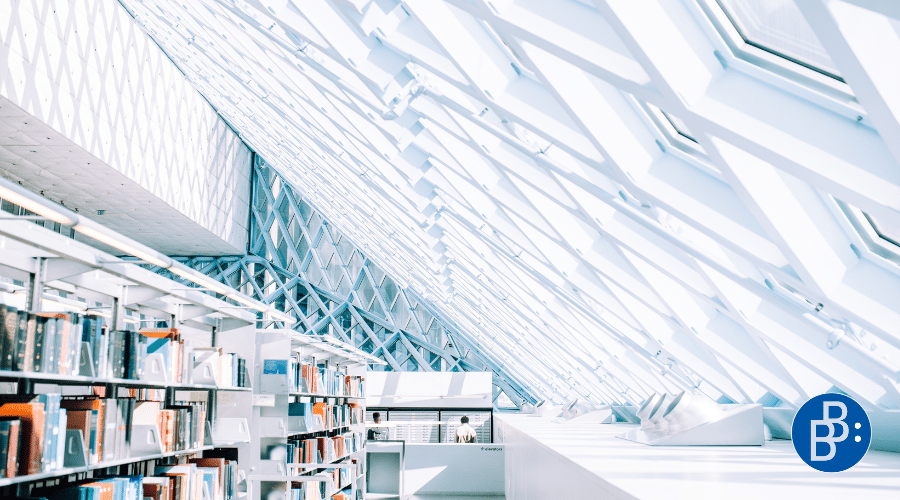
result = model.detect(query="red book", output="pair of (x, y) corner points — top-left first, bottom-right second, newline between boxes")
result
(0, 403), (45, 475)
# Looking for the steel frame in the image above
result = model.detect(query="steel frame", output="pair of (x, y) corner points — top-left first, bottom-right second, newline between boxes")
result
(110, 0), (900, 413)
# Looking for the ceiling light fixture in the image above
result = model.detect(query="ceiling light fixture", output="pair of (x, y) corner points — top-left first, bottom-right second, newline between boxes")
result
(0, 176), (295, 324)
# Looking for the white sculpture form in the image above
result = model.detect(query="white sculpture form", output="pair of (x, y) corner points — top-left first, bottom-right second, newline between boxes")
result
(620, 391), (764, 446)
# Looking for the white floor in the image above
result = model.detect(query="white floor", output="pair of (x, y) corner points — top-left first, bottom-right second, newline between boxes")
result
(496, 413), (900, 499)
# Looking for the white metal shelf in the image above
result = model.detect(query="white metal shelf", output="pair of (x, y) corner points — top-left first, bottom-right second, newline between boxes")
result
(0, 442), (247, 487)
(0, 369), (252, 390)
(289, 392), (365, 400)
(286, 423), (365, 437)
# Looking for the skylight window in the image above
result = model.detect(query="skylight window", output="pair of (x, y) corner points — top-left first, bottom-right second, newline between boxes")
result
(715, 0), (843, 81)
(864, 213), (900, 250)
(838, 201), (900, 267)
(639, 102), (709, 159)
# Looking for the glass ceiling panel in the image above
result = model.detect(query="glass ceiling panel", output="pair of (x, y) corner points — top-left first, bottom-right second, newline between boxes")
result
(113, 0), (900, 411)
(864, 213), (900, 248)
(717, 0), (842, 79)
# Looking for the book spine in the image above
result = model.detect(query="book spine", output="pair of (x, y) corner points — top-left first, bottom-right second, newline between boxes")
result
(43, 317), (58, 374)
(0, 305), (7, 370)
(6, 420), (19, 478)
(57, 408), (67, 471)
(92, 318), (103, 378)
(69, 313), (82, 375)
(13, 310), (27, 371)
(57, 315), (70, 375)
(31, 316), (46, 373)
(23, 314), (36, 372)
(89, 406), (99, 465)
(0, 420), (9, 477)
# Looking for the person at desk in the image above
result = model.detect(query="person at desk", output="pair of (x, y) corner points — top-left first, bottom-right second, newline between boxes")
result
(367, 412), (388, 441)
(455, 415), (478, 443)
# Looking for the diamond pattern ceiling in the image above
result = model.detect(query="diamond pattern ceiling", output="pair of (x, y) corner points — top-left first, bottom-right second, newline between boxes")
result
(118, 0), (900, 413)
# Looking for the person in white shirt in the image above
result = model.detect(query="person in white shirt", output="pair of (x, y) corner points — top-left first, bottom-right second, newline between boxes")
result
(455, 416), (478, 443)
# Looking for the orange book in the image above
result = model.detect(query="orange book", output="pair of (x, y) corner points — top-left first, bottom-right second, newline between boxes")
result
(312, 403), (327, 428)
(138, 328), (180, 339)
(84, 481), (114, 500)
(0, 403), (45, 475)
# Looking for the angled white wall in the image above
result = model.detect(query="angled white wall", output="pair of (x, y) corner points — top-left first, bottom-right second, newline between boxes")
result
(0, 0), (250, 255)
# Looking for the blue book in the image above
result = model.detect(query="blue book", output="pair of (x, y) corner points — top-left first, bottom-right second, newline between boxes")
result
(32, 393), (61, 471)
(123, 475), (144, 500)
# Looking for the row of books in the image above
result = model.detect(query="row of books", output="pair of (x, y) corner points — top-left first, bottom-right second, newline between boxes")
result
(1, 394), (70, 476)
(0, 394), (208, 477)
(192, 347), (248, 388)
(0, 306), (250, 388)
(132, 329), (251, 388)
(287, 402), (363, 433)
(15, 457), (239, 500)
(285, 431), (365, 465)
(0, 306), (93, 376)
(291, 360), (363, 397)
(134, 400), (207, 454)
(289, 463), (361, 500)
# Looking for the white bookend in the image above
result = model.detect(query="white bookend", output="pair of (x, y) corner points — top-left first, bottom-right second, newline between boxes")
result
(141, 353), (169, 383)
(212, 417), (251, 444)
(63, 429), (88, 467)
(130, 424), (164, 457)
(193, 347), (221, 386)
(78, 342), (95, 377)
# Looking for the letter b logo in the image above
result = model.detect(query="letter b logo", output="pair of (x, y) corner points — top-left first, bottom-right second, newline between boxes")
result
(793, 394), (870, 472)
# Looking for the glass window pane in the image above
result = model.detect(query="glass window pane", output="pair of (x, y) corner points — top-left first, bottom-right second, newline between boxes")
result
(717, 0), (841, 79)
(865, 213), (900, 247)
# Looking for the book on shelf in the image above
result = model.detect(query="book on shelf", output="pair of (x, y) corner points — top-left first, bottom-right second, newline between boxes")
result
(0, 402), (45, 475)
(288, 402), (363, 433)
(192, 348), (248, 388)
(22, 461), (243, 499)
(287, 356), (364, 397)
(0, 303), (251, 388)
(0, 417), (22, 478)
(284, 431), (364, 465)
(288, 462), (359, 500)
(0, 392), (209, 478)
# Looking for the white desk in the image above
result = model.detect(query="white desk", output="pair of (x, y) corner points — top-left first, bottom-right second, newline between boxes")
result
(495, 413), (900, 500)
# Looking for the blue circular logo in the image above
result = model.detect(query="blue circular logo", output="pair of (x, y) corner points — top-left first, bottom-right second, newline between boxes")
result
(792, 393), (871, 472)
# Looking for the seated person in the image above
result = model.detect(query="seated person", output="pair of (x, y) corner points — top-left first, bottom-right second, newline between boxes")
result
(367, 412), (388, 441)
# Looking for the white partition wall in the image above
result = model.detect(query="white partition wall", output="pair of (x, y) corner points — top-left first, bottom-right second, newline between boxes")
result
(404, 443), (504, 496)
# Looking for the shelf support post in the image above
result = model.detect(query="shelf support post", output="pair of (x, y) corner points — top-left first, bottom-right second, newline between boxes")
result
(26, 257), (46, 311)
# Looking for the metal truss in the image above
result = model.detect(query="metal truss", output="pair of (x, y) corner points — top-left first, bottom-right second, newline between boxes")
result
(145, 159), (531, 406)
(119, 0), (900, 417)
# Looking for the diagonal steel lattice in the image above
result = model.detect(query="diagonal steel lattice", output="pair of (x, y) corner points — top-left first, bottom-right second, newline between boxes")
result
(145, 158), (531, 407)
(114, 0), (900, 418)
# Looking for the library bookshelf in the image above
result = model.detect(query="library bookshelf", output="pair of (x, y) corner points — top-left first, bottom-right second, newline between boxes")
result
(0, 213), (271, 498)
(249, 330), (371, 500)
